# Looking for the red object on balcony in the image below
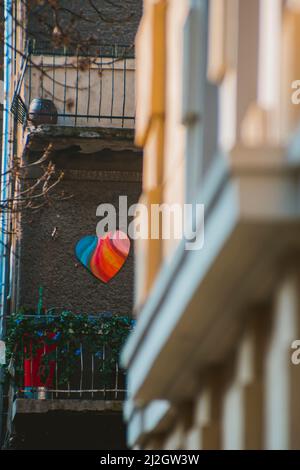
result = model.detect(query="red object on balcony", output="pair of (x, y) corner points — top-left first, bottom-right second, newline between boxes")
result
(24, 334), (57, 389)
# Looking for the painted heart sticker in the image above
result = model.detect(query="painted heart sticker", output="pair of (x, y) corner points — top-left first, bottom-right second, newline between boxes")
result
(75, 230), (130, 283)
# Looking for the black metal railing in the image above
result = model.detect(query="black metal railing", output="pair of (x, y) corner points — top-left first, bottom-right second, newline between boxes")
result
(11, 41), (135, 128)
(30, 40), (135, 59)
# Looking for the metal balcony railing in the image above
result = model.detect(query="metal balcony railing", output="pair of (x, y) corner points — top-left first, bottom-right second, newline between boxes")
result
(6, 313), (131, 401)
(11, 41), (135, 128)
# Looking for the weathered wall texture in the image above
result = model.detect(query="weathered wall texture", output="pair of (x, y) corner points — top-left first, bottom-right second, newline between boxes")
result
(18, 150), (142, 315)
(28, 0), (143, 46)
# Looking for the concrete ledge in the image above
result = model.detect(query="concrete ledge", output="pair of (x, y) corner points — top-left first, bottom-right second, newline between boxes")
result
(13, 399), (123, 415)
(25, 125), (137, 153)
(27, 125), (135, 141)
(126, 400), (175, 448)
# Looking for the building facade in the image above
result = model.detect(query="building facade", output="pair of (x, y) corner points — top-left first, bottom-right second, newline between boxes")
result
(0, 0), (142, 449)
(122, 0), (300, 449)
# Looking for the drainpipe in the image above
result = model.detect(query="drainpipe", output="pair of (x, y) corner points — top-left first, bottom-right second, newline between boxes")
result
(0, 0), (12, 446)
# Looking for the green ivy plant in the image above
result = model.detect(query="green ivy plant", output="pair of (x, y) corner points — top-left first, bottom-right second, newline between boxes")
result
(4, 310), (135, 388)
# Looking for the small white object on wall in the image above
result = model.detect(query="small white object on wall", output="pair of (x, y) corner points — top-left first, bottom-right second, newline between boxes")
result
(0, 340), (6, 365)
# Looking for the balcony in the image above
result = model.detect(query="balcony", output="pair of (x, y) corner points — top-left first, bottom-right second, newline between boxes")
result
(4, 311), (132, 421)
(12, 41), (135, 127)
(11, 41), (136, 157)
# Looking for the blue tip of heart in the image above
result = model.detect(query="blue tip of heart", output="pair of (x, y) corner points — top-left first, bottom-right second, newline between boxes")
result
(75, 235), (97, 268)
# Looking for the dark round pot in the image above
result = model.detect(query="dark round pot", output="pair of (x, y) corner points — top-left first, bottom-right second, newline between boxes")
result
(28, 98), (58, 125)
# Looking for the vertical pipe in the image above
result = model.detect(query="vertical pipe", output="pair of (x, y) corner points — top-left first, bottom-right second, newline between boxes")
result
(0, 0), (12, 337)
(0, 4), (13, 443)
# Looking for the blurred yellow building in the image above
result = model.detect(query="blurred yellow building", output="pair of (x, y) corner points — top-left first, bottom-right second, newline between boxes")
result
(122, 0), (300, 449)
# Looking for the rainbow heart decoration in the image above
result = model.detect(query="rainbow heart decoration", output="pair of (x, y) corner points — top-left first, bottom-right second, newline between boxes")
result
(75, 231), (130, 283)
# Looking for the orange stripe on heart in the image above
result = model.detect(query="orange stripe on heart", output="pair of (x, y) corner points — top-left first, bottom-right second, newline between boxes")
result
(75, 231), (130, 283)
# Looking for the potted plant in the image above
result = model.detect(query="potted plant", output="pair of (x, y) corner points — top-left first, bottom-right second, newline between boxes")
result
(4, 302), (134, 399)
